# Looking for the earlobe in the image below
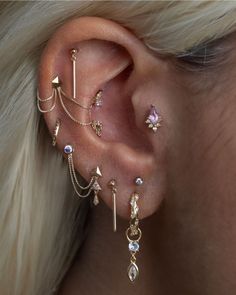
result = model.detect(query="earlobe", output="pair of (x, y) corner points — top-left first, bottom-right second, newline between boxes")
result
(37, 16), (167, 219)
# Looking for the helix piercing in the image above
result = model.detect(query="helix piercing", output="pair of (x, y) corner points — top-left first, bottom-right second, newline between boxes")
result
(145, 105), (162, 132)
(108, 179), (117, 232)
(63, 144), (102, 205)
(52, 119), (61, 146)
(36, 49), (103, 137)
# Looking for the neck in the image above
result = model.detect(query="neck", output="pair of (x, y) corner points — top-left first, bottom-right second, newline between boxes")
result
(59, 201), (160, 295)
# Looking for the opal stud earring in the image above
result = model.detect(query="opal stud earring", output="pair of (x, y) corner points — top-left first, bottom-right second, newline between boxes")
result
(145, 105), (162, 132)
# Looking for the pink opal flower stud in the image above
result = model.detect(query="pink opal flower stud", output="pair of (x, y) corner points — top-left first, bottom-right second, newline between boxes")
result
(145, 105), (162, 132)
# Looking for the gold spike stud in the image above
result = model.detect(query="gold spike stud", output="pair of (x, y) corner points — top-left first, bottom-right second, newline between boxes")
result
(52, 76), (61, 88)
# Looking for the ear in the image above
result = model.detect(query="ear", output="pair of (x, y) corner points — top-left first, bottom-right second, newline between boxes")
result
(38, 16), (168, 219)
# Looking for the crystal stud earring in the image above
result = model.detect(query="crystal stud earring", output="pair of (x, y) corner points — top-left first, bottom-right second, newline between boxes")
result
(145, 105), (162, 132)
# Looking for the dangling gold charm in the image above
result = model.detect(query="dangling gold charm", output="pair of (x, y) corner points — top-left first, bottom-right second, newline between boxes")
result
(126, 192), (142, 282)
(91, 166), (102, 205)
(91, 120), (103, 137)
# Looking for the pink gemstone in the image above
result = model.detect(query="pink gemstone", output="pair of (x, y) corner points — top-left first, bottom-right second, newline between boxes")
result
(148, 105), (159, 124)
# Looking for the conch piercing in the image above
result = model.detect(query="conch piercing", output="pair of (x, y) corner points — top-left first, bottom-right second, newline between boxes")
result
(145, 105), (162, 132)
(52, 119), (61, 146)
(126, 192), (142, 282)
(36, 48), (103, 137)
(63, 144), (102, 205)
(108, 179), (117, 232)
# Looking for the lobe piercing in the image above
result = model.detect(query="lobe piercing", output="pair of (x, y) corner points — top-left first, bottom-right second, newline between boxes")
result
(52, 119), (61, 146)
(145, 105), (162, 132)
(108, 179), (117, 232)
(126, 192), (142, 282)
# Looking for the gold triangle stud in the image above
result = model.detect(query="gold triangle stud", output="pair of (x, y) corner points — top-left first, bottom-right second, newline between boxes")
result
(52, 76), (61, 87)
(92, 166), (102, 177)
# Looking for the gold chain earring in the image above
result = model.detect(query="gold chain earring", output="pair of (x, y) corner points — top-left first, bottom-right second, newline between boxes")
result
(64, 144), (102, 205)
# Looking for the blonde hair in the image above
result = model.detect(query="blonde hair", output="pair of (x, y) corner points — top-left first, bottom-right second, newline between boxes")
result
(0, 1), (236, 294)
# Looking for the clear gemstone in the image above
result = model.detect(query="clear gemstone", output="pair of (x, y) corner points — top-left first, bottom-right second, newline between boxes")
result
(64, 145), (73, 154)
(129, 241), (139, 252)
(135, 177), (143, 186)
(128, 263), (139, 282)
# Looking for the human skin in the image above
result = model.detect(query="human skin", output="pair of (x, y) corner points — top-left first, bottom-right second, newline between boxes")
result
(39, 17), (236, 295)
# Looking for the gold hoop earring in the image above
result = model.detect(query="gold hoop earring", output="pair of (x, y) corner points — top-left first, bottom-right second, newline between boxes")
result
(52, 119), (61, 146)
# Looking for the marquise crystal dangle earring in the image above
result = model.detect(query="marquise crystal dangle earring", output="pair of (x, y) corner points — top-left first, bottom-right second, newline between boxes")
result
(63, 144), (102, 205)
(126, 192), (142, 282)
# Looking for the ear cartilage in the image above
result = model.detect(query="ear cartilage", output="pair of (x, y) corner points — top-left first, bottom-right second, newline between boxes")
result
(108, 179), (117, 232)
(145, 105), (162, 132)
(64, 144), (102, 204)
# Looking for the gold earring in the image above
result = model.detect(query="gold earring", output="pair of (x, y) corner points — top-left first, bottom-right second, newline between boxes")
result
(126, 192), (142, 282)
(108, 179), (117, 232)
(64, 144), (102, 205)
(52, 119), (61, 146)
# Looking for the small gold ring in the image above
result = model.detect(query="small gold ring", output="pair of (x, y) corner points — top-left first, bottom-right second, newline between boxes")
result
(52, 119), (61, 146)
(126, 227), (142, 243)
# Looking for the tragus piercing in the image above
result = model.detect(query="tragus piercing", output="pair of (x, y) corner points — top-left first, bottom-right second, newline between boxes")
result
(145, 105), (162, 132)
(63, 144), (102, 205)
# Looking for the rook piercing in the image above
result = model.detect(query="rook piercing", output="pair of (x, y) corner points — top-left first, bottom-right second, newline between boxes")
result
(126, 192), (142, 282)
(93, 90), (103, 107)
(52, 119), (61, 146)
(145, 105), (162, 132)
(70, 48), (78, 99)
(108, 179), (117, 232)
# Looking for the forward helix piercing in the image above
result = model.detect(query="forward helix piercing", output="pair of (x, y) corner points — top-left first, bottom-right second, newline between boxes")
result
(64, 144), (102, 205)
(145, 104), (162, 132)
